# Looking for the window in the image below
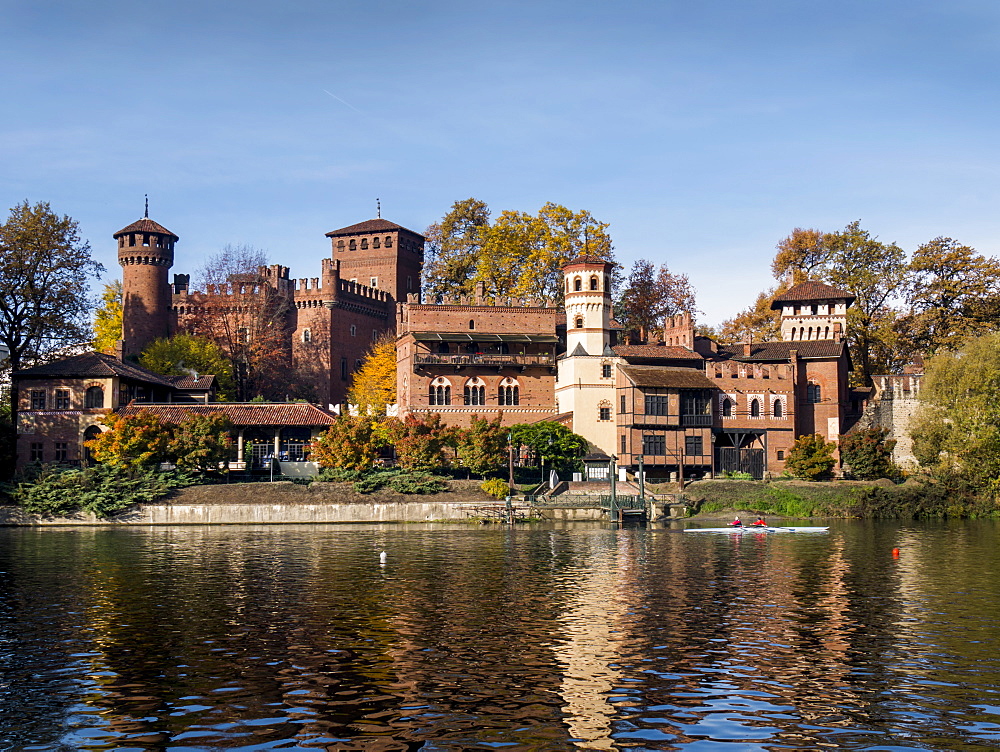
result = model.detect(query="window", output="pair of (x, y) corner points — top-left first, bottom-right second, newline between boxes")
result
(685, 436), (703, 456)
(385, 236), (392, 247)
(645, 394), (668, 416)
(55, 390), (70, 409)
(773, 399), (783, 418)
(350, 325), (356, 337)
(302, 328), (312, 343)
(370, 277), (378, 288)
(777, 450), (785, 461)
(373, 330), (378, 341)
(85, 386), (104, 409)
(722, 398), (733, 417)
(29, 442), (43, 462)
(430, 378), (452, 406)
(762, 368), (770, 379)
(575, 317), (584, 329)
(373, 237), (380, 248)
(361, 239), (369, 250)
(30, 390), (45, 410)
(574, 278), (582, 292)
(498, 379), (519, 406)
(621, 435), (627, 454)
(349, 239), (357, 250)
(599, 406), (612, 421)
(807, 383), (822, 403)
(642, 434), (666, 455)
(602, 363), (612, 378)
(620, 394), (627, 413)
(341, 357), (348, 380)
(54, 441), (68, 461)
(280, 428), (311, 462)
(469, 319), (475, 330)
(750, 398), (761, 417)
(464, 379), (486, 406)
(590, 276), (599, 290)
(407, 276), (412, 290)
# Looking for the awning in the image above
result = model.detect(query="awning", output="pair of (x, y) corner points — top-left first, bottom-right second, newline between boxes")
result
(412, 332), (559, 344)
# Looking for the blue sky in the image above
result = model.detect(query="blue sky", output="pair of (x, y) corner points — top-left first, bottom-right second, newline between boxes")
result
(3, 0), (999, 326)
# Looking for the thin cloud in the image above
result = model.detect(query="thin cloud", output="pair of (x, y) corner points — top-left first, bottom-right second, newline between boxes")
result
(322, 89), (363, 113)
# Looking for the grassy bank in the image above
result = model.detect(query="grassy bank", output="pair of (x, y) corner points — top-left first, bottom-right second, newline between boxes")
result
(682, 478), (1000, 519)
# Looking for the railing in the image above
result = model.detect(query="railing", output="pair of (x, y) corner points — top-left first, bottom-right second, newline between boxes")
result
(681, 414), (713, 426)
(415, 353), (555, 367)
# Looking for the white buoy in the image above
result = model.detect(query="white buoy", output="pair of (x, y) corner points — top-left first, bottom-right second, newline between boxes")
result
(379, 551), (387, 564)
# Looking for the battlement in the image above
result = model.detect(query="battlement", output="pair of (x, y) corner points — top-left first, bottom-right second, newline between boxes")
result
(706, 360), (792, 381)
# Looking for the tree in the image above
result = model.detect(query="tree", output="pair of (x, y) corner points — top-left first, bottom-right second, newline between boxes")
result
(92, 280), (123, 354)
(840, 427), (899, 480)
(903, 237), (1000, 355)
(784, 433), (837, 480)
(385, 413), (456, 471)
(510, 421), (588, 473)
(310, 416), (384, 470)
(184, 244), (292, 400)
(168, 413), (234, 472)
(0, 201), (104, 435)
(615, 260), (698, 343)
(771, 228), (830, 284)
(347, 334), (396, 417)
(716, 285), (786, 344)
(423, 198), (490, 300)
(910, 333), (1000, 491)
(457, 414), (507, 477)
(139, 334), (236, 400)
(85, 411), (174, 469)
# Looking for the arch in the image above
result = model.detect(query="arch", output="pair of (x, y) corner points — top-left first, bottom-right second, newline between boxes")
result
(750, 398), (761, 418)
(498, 376), (520, 406)
(464, 377), (486, 406)
(84, 386), (104, 409)
(469, 319), (475, 330)
(589, 275), (599, 290)
(575, 316), (584, 329)
(430, 377), (452, 406)
(360, 238), (369, 250)
(722, 397), (733, 417)
(574, 277), (582, 292)
(807, 382), (822, 403)
(83, 425), (103, 464)
(773, 398), (784, 418)
(824, 326), (830, 339)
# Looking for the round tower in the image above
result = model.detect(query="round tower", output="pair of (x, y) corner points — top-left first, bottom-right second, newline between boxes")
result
(114, 213), (178, 358)
(563, 255), (613, 356)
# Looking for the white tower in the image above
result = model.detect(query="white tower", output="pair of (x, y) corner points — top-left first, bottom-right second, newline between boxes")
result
(563, 256), (613, 356)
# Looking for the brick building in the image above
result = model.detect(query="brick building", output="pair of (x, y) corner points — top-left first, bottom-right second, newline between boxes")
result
(396, 284), (560, 427)
(116, 212), (424, 407)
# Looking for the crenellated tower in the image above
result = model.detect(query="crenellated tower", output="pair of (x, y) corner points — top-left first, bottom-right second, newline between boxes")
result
(115, 212), (177, 358)
(770, 280), (854, 342)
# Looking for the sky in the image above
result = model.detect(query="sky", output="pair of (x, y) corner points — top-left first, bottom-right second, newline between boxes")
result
(3, 0), (1000, 327)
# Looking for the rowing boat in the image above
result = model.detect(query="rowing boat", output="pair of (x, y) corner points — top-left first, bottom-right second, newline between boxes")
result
(684, 526), (829, 533)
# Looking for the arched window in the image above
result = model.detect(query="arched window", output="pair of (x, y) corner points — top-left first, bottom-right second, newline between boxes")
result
(824, 326), (830, 339)
(807, 383), (822, 403)
(373, 237), (380, 248)
(84, 386), (104, 409)
(349, 239), (357, 250)
(469, 319), (475, 330)
(385, 236), (393, 247)
(722, 398), (733, 417)
(773, 399), (783, 418)
(464, 377), (486, 406)
(575, 316), (584, 329)
(750, 398), (761, 417)
(301, 328), (311, 343)
(498, 377), (519, 406)
(590, 276), (599, 290)
(361, 239), (368, 250)
(574, 277), (582, 291)
(430, 377), (451, 406)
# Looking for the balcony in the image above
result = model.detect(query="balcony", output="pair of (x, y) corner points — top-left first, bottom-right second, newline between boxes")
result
(680, 414), (713, 427)
(414, 353), (555, 368)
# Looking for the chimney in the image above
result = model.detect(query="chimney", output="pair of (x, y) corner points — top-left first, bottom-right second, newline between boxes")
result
(475, 280), (486, 304)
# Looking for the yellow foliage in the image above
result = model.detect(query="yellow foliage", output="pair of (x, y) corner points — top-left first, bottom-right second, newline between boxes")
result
(92, 281), (123, 354)
(347, 334), (396, 417)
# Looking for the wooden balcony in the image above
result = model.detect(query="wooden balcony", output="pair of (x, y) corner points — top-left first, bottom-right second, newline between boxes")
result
(414, 353), (555, 368)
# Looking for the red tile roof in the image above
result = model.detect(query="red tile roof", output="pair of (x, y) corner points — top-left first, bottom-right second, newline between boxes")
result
(113, 218), (179, 241)
(620, 365), (717, 389)
(717, 340), (847, 361)
(116, 402), (338, 426)
(325, 218), (424, 238)
(770, 281), (854, 307)
(613, 344), (703, 361)
(167, 374), (217, 390)
(563, 254), (613, 268)
(13, 352), (177, 387)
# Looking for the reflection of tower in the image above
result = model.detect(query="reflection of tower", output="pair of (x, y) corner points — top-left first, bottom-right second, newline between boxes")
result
(115, 207), (177, 358)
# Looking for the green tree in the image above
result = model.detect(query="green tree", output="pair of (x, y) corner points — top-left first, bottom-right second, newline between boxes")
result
(615, 260), (698, 343)
(510, 421), (588, 473)
(85, 411), (174, 469)
(910, 333), (1000, 492)
(168, 413), (234, 472)
(716, 284), (787, 344)
(386, 413), (456, 472)
(784, 433), (837, 480)
(347, 334), (396, 417)
(457, 414), (507, 477)
(310, 416), (384, 471)
(840, 427), (899, 480)
(771, 227), (830, 284)
(0, 201), (104, 436)
(423, 198), (491, 300)
(92, 280), (123, 354)
(139, 334), (236, 400)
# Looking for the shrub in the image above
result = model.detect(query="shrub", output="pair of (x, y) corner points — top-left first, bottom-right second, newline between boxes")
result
(481, 477), (510, 499)
(785, 434), (837, 480)
(840, 427), (899, 480)
(387, 473), (449, 494)
(316, 467), (364, 482)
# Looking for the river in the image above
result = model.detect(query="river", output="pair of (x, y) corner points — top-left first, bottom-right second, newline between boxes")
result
(1, 520), (999, 751)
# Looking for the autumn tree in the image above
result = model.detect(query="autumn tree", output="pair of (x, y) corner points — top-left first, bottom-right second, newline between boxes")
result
(0, 201), (103, 435)
(347, 333), (396, 417)
(92, 280), (122, 354)
(385, 413), (456, 471)
(716, 284), (787, 344)
(85, 411), (174, 469)
(771, 228), (830, 284)
(423, 198), (490, 300)
(784, 433), (837, 480)
(168, 413), (234, 472)
(902, 237), (1000, 355)
(184, 244), (292, 400)
(139, 334), (235, 400)
(310, 416), (384, 470)
(457, 414), (507, 477)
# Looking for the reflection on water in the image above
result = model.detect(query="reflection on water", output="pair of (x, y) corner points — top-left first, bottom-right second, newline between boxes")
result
(2, 520), (1000, 750)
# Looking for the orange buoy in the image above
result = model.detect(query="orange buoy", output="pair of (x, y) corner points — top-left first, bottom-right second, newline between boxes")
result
(892, 548), (900, 558)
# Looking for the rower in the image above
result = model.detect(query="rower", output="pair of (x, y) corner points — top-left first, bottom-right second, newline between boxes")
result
(752, 516), (767, 527)
(730, 516), (743, 527)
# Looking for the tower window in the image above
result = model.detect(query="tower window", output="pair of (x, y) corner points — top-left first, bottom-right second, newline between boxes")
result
(385, 236), (392, 247)
(349, 239), (357, 250)
(361, 239), (369, 250)
(499, 379), (520, 406)
(602, 363), (612, 378)
(350, 325), (356, 336)
(430, 378), (451, 406)
(341, 357), (348, 379)
(750, 398), (761, 417)
(590, 276), (599, 290)
(370, 277), (378, 288)
(373, 237), (380, 248)
(469, 319), (475, 330)
(407, 276), (412, 290)
(575, 317), (583, 329)
(722, 398), (733, 417)
(337, 240), (345, 250)
(464, 379), (486, 406)
(574, 278), (582, 292)
(773, 399), (784, 418)
(302, 328), (311, 343)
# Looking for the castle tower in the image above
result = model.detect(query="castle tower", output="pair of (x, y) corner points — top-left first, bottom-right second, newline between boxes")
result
(325, 218), (424, 304)
(770, 280), (854, 342)
(563, 255), (613, 356)
(114, 213), (178, 358)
